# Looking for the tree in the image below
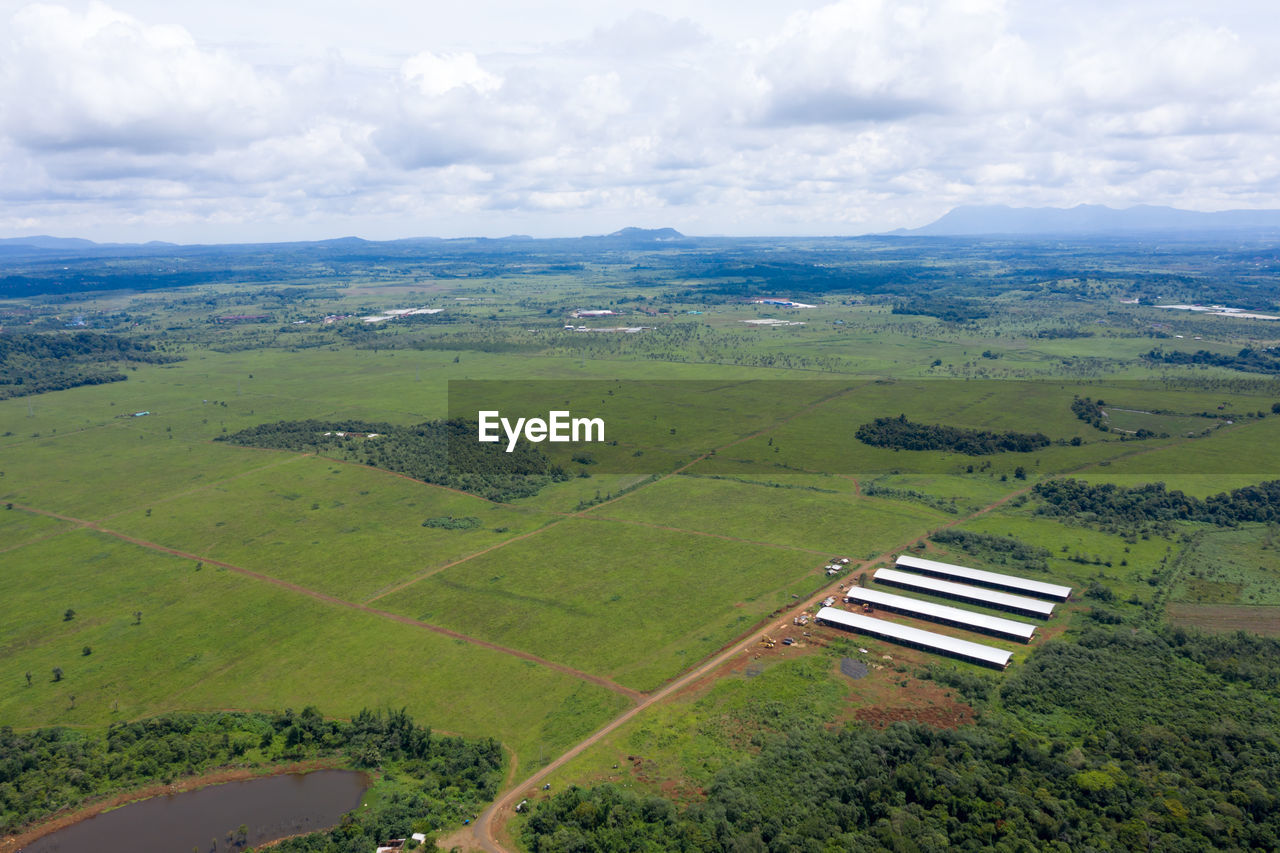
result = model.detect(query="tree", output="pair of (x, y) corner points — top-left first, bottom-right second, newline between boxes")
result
(25, 671), (32, 687)
(51, 667), (63, 682)
(63, 608), (75, 621)
(133, 610), (143, 625)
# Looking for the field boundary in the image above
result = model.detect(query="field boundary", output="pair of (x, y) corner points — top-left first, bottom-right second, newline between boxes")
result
(8, 503), (642, 702)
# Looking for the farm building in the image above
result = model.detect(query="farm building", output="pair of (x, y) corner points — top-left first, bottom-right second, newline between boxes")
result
(815, 607), (1012, 669)
(843, 586), (1037, 642)
(874, 568), (1056, 618)
(895, 554), (1072, 600)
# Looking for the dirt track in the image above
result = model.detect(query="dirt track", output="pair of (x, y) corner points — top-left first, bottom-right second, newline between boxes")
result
(10, 502), (642, 702)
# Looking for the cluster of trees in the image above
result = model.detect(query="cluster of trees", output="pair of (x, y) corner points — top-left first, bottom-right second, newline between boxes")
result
(0, 708), (502, 836)
(1145, 347), (1280, 376)
(1071, 396), (1107, 430)
(523, 626), (1280, 852)
(421, 516), (481, 530)
(929, 528), (1050, 570)
(1034, 328), (1094, 339)
(892, 297), (991, 323)
(218, 419), (568, 501)
(0, 331), (178, 400)
(1033, 478), (1280, 526)
(855, 414), (1050, 455)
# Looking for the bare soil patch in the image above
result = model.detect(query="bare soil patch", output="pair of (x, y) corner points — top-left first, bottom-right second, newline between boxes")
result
(1168, 603), (1280, 636)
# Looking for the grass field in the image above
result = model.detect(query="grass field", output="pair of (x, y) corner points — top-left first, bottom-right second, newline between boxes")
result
(0, 528), (629, 766)
(375, 517), (828, 691)
(587, 473), (949, 557)
(105, 454), (556, 601)
(1171, 524), (1280, 606)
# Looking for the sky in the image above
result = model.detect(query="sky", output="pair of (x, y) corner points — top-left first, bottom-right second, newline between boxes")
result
(1, 0), (1278, 242)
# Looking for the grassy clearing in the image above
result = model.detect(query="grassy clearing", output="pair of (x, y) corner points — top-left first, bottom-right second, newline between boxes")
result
(1172, 524), (1280, 606)
(0, 527), (628, 773)
(589, 473), (947, 557)
(0, 426), (286, 520)
(377, 518), (825, 691)
(0, 507), (75, 551)
(1078, 415), (1280, 485)
(104, 454), (555, 601)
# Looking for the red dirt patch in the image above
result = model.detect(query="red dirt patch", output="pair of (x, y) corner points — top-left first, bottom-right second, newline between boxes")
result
(854, 700), (975, 729)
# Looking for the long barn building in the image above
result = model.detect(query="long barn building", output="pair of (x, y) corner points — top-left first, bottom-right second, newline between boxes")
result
(895, 554), (1072, 601)
(874, 568), (1057, 618)
(843, 586), (1037, 642)
(816, 607), (1013, 669)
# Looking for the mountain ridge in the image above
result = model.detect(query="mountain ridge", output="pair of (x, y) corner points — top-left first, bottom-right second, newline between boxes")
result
(895, 203), (1280, 236)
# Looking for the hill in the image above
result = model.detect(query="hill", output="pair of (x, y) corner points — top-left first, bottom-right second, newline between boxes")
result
(897, 204), (1280, 236)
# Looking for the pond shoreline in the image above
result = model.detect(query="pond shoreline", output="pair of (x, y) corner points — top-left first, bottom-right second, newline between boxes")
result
(0, 757), (346, 852)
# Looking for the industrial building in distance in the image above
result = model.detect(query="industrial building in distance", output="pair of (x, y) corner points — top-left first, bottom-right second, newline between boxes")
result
(816, 607), (1013, 669)
(895, 554), (1073, 600)
(873, 568), (1057, 618)
(843, 586), (1037, 642)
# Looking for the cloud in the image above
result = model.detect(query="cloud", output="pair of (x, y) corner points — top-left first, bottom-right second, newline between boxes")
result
(402, 51), (500, 98)
(0, 2), (282, 154)
(746, 0), (1040, 126)
(2, 0), (1280, 240)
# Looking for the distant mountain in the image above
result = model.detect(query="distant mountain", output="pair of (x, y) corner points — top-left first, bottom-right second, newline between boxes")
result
(601, 227), (685, 241)
(0, 235), (101, 250)
(896, 204), (1280, 236)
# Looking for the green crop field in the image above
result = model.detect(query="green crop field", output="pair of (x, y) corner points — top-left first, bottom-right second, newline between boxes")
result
(0, 528), (629, 764)
(588, 473), (948, 557)
(375, 517), (826, 691)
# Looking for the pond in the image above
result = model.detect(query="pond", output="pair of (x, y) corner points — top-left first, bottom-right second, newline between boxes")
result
(23, 769), (368, 853)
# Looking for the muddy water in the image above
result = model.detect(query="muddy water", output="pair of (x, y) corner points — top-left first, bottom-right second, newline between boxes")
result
(23, 770), (368, 853)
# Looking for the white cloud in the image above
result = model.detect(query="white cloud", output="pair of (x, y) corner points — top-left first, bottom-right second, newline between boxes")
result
(1, 0), (1280, 240)
(402, 51), (500, 98)
(1, 1), (282, 154)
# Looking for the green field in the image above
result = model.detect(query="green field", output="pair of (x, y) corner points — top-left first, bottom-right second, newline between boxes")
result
(375, 518), (826, 691)
(0, 529), (628, 765)
(5, 237), (1280, 849)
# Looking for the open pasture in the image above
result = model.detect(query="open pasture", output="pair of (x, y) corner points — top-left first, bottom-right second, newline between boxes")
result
(588, 473), (948, 558)
(0, 528), (629, 767)
(104, 454), (556, 601)
(1172, 524), (1280, 606)
(376, 518), (827, 691)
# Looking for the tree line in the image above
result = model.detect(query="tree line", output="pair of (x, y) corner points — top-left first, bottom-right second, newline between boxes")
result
(856, 414), (1051, 455)
(1033, 478), (1280, 526)
(0, 331), (179, 400)
(1145, 347), (1280, 376)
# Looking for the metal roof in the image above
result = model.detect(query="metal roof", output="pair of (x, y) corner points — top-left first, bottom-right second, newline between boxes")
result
(874, 568), (1056, 618)
(843, 586), (1037, 641)
(896, 554), (1072, 600)
(816, 607), (1012, 668)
